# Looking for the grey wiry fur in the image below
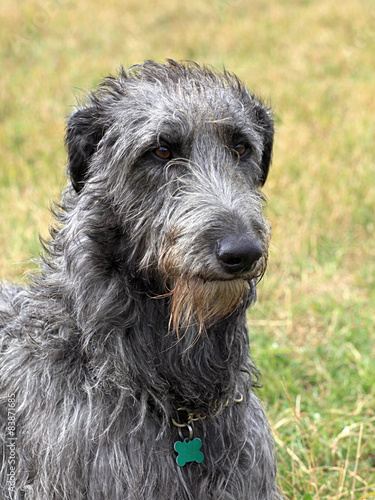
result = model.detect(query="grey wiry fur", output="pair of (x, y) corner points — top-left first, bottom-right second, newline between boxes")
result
(0, 60), (282, 499)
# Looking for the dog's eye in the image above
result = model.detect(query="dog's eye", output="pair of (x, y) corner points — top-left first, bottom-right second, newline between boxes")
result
(154, 146), (172, 160)
(234, 143), (247, 157)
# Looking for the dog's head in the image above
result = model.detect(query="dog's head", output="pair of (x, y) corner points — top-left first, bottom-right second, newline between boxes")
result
(65, 61), (274, 333)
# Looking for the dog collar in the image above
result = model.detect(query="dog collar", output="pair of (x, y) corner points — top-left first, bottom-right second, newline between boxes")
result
(172, 393), (243, 466)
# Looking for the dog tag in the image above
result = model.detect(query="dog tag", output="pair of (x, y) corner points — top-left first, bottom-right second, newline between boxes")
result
(174, 438), (204, 466)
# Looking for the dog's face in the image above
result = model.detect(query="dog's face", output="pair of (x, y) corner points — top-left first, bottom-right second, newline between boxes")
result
(65, 61), (274, 333)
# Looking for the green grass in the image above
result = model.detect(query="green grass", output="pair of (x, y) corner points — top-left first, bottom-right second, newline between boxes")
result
(1, 0), (374, 497)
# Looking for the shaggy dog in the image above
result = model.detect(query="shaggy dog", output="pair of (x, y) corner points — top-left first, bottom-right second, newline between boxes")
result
(0, 60), (282, 499)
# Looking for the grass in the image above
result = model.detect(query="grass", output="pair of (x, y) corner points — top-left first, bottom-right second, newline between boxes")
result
(1, 0), (374, 497)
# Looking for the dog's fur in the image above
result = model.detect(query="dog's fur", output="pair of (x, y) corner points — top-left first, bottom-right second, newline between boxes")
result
(0, 60), (282, 499)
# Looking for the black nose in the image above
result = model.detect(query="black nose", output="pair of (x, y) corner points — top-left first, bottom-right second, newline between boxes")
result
(216, 235), (263, 275)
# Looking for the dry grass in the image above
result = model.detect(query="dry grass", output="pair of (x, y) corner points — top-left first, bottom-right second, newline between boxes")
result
(0, 0), (374, 497)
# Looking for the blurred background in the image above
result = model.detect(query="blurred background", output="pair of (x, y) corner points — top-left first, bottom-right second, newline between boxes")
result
(0, 0), (374, 497)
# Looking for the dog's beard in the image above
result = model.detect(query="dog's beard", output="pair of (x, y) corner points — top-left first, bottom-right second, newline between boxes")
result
(168, 277), (250, 336)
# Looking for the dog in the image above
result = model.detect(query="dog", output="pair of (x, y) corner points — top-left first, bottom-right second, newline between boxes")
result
(0, 60), (282, 499)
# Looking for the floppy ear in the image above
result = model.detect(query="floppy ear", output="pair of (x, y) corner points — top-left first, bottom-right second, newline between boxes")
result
(66, 107), (106, 193)
(254, 104), (274, 186)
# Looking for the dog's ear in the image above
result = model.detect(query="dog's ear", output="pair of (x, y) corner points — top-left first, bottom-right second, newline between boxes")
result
(66, 107), (106, 193)
(254, 104), (274, 186)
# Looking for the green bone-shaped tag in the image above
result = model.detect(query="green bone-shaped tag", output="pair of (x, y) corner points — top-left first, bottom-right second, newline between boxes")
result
(174, 438), (204, 467)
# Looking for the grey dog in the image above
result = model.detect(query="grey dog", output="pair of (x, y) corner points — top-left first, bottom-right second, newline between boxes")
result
(0, 60), (283, 499)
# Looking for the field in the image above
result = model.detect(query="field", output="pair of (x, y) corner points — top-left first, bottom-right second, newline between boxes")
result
(0, 0), (374, 498)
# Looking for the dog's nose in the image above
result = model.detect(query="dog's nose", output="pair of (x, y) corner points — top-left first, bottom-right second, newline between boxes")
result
(216, 235), (262, 275)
